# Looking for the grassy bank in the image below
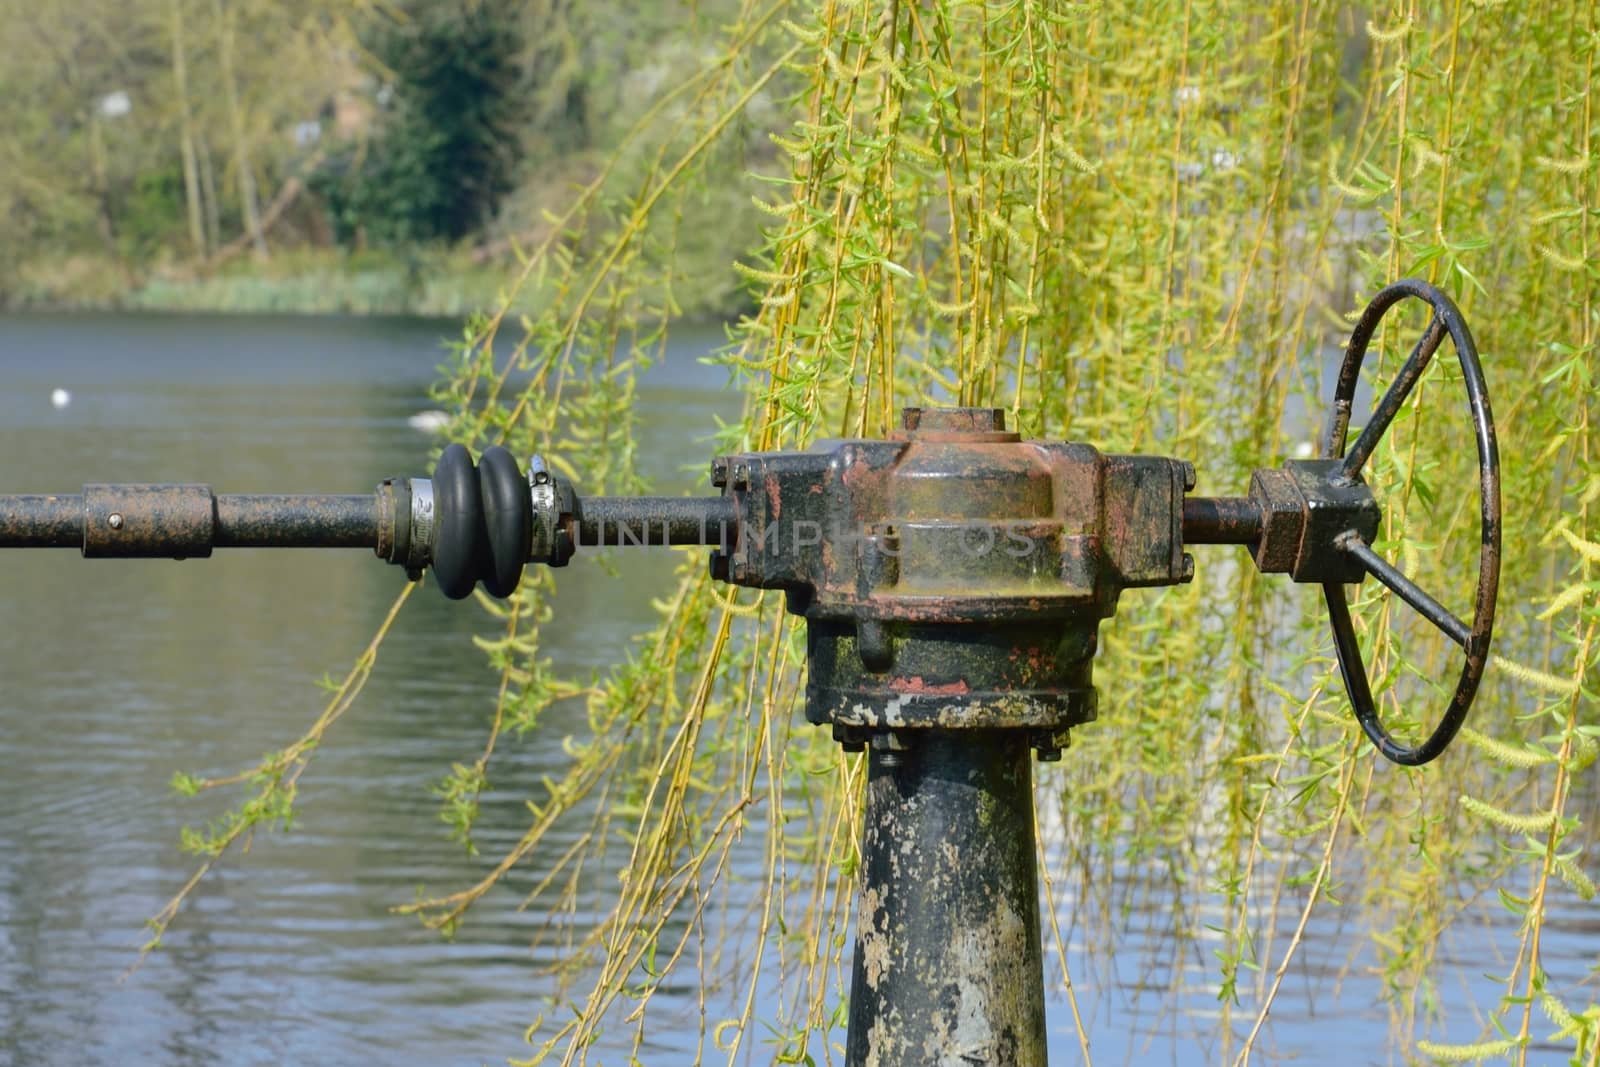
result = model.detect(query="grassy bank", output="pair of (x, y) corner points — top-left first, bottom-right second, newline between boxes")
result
(5, 245), (750, 320)
(6, 248), (511, 317)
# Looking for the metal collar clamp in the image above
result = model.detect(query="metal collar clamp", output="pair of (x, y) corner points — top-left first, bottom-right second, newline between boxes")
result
(375, 476), (435, 578)
(527, 456), (576, 567)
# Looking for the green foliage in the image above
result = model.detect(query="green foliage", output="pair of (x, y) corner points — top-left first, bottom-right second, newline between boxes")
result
(316, 0), (529, 247)
(0, 0), (355, 277)
(119, 165), (190, 260)
(0, 1), (772, 317)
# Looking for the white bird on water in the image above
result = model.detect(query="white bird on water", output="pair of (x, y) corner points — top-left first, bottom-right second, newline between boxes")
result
(50, 388), (71, 410)
(407, 409), (450, 432)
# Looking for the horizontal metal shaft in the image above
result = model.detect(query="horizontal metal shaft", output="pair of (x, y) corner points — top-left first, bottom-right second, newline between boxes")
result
(576, 496), (735, 547)
(0, 495), (81, 547)
(0, 486), (734, 560)
(215, 495), (379, 548)
(0, 488), (382, 556)
(1181, 496), (1262, 545)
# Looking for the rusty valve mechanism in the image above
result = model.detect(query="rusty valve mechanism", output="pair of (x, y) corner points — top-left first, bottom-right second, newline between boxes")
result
(0, 279), (1499, 1064)
(0, 280), (1500, 765)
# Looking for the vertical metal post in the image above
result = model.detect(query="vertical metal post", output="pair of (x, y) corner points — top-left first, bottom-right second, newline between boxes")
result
(846, 730), (1047, 1066)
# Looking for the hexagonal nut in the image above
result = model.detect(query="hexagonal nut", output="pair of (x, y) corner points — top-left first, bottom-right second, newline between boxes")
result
(1248, 468), (1306, 574)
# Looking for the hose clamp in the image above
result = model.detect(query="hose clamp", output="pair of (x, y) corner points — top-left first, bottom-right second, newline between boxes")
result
(406, 477), (435, 577)
(528, 455), (575, 566)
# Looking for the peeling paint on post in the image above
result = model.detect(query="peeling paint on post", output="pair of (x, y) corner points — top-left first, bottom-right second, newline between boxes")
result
(848, 731), (1045, 1067)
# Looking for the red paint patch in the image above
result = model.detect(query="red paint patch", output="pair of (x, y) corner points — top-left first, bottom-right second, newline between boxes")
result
(889, 676), (971, 695)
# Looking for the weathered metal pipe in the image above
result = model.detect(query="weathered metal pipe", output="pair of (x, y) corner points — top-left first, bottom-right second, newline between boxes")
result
(0, 494), (82, 547)
(214, 494), (378, 548)
(0, 487), (384, 555)
(846, 731), (1046, 1067)
(575, 496), (734, 547)
(1181, 495), (1261, 545)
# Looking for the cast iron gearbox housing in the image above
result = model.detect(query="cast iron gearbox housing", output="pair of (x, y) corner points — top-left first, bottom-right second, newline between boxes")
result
(707, 406), (1195, 756)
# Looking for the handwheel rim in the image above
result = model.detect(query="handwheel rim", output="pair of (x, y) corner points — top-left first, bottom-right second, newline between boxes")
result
(1322, 279), (1501, 766)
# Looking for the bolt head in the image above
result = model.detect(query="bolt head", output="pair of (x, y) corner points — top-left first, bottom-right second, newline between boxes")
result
(832, 724), (869, 753)
(107, 513), (124, 530)
(1033, 729), (1071, 761)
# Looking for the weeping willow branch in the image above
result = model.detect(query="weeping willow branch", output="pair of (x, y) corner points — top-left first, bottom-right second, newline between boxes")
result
(149, 2), (1600, 1063)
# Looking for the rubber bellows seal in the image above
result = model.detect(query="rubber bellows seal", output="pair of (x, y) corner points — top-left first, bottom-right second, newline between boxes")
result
(431, 443), (486, 600)
(478, 446), (531, 598)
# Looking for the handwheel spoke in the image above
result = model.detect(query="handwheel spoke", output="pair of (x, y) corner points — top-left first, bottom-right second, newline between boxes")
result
(1341, 313), (1447, 477)
(1336, 531), (1472, 650)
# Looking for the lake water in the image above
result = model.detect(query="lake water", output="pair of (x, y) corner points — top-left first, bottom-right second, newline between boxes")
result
(0, 313), (1590, 1066)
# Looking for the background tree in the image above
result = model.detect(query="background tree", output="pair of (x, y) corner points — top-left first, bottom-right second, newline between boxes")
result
(314, 0), (528, 247)
(0, 0), (356, 296)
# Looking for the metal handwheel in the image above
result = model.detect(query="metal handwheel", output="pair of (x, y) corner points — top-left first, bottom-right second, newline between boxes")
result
(1321, 279), (1501, 766)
